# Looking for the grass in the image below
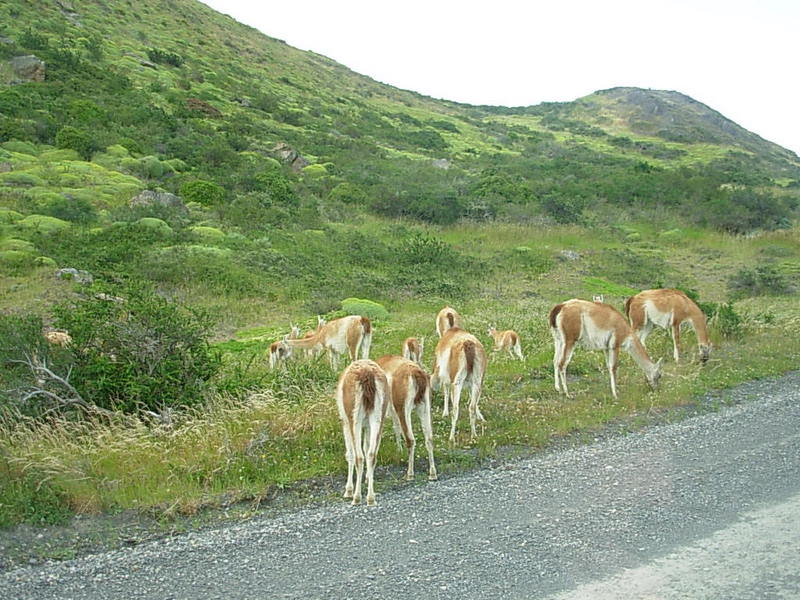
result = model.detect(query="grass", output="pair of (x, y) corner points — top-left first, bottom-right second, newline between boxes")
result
(2, 287), (799, 528)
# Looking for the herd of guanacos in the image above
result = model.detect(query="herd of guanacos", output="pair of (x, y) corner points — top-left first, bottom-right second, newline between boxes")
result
(267, 288), (712, 505)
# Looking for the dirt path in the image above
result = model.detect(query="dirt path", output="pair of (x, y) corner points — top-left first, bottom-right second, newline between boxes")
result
(1, 372), (799, 599)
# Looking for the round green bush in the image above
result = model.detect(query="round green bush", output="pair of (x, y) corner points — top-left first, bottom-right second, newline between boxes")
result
(18, 214), (71, 232)
(180, 180), (225, 206)
(1, 140), (38, 156)
(302, 164), (328, 178)
(329, 182), (368, 205)
(0, 249), (33, 271)
(188, 225), (225, 240)
(39, 149), (81, 162)
(0, 209), (24, 224)
(104, 144), (131, 158)
(55, 126), (98, 160)
(341, 297), (389, 321)
(135, 217), (173, 236)
(0, 171), (45, 186)
(0, 238), (36, 252)
(33, 256), (57, 268)
(138, 155), (164, 179)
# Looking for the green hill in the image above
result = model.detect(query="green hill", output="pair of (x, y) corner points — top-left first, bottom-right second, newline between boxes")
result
(1, 0), (800, 536)
(1, 0), (798, 230)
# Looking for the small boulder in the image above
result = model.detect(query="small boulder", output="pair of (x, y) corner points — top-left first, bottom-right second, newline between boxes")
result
(185, 98), (222, 118)
(7, 55), (45, 84)
(557, 250), (581, 262)
(271, 143), (309, 172)
(129, 190), (187, 212)
(56, 267), (93, 284)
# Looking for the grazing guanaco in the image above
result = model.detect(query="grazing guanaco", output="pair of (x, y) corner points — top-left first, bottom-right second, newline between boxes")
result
(376, 355), (437, 481)
(625, 289), (711, 363)
(300, 316), (326, 358)
(336, 360), (389, 506)
(487, 326), (524, 360)
(431, 327), (487, 442)
(401, 336), (424, 366)
(268, 335), (292, 369)
(287, 315), (372, 370)
(550, 299), (663, 399)
(435, 306), (463, 338)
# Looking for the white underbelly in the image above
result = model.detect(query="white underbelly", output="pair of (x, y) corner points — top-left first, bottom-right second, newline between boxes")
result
(645, 302), (673, 329)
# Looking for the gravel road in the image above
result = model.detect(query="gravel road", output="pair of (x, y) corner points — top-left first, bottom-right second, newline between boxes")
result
(2, 372), (799, 600)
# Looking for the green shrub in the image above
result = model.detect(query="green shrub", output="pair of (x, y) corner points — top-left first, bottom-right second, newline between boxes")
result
(180, 180), (225, 205)
(542, 195), (584, 224)
(135, 217), (173, 236)
(341, 297), (389, 321)
(18, 214), (71, 232)
(328, 182), (368, 205)
(0, 209), (24, 223)
(1, 140), (38, 155)
(0, 171), (45, 186)
(39, 194), (98, 224)
(55, 126), (99, 160)
(52, 282), (220, 413)
(137, 155), (165, 179)
(0, 249), (33, 272)
(39, 148), (81, 161)
(146, 47), (184, 67)
(33, 255), (57, 268)
(188, 225), (225, 240)
(0, 469), (72, 527)
(728, 265), (792, 299)
(0, 238), (35, 252)
(302, 164), (328, 178)
(253, 170), (298, 206)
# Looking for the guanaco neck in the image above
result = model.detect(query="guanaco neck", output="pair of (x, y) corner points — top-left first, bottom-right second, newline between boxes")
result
(287, 330), (323, 349)
(624, 335), (657, 376)
(689, 310), (712, 346)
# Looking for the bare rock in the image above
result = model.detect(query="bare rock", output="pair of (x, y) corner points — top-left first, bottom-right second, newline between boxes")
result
(55, 268), (93, 285)
(271, 142), (309, 172)
(129, 190), (187, 212)
(185, 98), (222, 118)
(7, 55), (45, 84)
(557, 250), (581, 261)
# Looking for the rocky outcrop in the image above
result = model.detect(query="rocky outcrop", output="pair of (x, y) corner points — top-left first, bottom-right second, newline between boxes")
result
(7, 55), (45, 84)
(55, 267), (93, 285)
(185, 98), (222, 118)
(129, 190), (187, 212)
(271, 143), (309, 172)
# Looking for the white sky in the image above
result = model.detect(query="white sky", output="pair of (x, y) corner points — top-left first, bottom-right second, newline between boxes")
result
(200, 0), (800, 156)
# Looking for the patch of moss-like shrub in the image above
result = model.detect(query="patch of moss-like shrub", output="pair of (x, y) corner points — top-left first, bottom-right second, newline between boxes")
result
(302, 164), (328, 178)
(0, 249), (33, 272)
(33, 256), (57, 268)
(55, 126), (99, 160)
(0, 209), (24, 223)
(341, 297), (389, 321)
(0, 238), (36, 252)
(189, 225), (225, 240)
(180, 180), (225, 206)
(135, 217), (173, 236)
(1, 140), (38, 156)
(0, 171), (45, 186)
(18, 214), (71, 232)
(39, 149), (81, 162)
